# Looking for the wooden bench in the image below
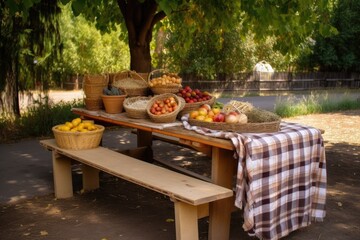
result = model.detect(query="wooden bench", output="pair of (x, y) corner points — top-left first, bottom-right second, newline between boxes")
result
(40, 139), (233, 240)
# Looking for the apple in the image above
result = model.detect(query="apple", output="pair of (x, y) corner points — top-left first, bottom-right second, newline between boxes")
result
(196, 115), (205, 121)
(200, 104), (211, 112)
(204, 117), (213, 122)
(213, 112), (226, 122)
(189, 110), (199, 119)
(212, 107), (221, 114)
(225, 111), (240, 123)
(198, 108), (208, 116)
(207, 110), (215, 118)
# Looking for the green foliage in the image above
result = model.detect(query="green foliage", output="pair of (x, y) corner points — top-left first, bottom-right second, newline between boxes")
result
(160, 26), (289, 78)
(68, 0), (335, 73)
(1, 0), (63, 118)
(0, 96), (84, 143)
(299, 0), (360, 71)
(275, 92), (360, 117)
(55, 5), (130, 76)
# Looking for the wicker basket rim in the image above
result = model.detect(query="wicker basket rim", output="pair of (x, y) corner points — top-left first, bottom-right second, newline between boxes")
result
(124, 96), (151, 108)
(181, 95), (215, 107)
(146, 93), (185, 118)
(52, 124), (105, 135)
(187, 119), (281, 133)
(148, 69), (181, 81)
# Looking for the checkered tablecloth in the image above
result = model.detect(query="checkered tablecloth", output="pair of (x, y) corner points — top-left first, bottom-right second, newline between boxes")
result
(182, 116), (327, 240)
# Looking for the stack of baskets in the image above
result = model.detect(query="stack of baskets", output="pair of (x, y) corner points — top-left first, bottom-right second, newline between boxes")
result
(148, 69), (182, 95)
(112, 70), (149, 97)
(83, 74), (109, 110)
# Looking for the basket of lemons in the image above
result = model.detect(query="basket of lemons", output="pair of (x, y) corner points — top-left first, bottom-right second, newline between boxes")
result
(52, 118), (105, 150)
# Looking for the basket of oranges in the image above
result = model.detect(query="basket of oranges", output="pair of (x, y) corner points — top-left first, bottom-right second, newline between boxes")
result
(146, 93), (185, 123)
(148, 69), (182, 95)
(52, 118), (104, 150)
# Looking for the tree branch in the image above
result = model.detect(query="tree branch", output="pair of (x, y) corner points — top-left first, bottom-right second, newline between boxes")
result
(137, 0), (158, 46)
(118, 0), (136, 44)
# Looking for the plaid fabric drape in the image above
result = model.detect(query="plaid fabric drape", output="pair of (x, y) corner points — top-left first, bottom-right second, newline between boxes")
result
(182, 117), (326, 240)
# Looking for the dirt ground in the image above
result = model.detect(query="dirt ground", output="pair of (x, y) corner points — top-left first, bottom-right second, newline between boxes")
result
(1, 110), (359, 240)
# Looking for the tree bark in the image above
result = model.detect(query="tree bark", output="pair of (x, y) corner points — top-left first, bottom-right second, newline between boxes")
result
(118, 0), (166, 73)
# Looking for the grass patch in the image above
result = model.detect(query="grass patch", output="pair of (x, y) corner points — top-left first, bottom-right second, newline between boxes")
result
(275, 92), (360, 118)
(0, 96), (84, 143)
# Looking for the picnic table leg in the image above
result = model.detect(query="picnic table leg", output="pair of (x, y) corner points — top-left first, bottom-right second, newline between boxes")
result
(52, 152), (73, 198)
(173, 199), (199, 240)
(137, 129), (152, 147)
(82, 164), (100, 191)
(208, 147), (237, 240)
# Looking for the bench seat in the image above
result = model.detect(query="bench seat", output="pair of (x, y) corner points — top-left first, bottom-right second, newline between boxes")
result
(40, 139), (233, 240)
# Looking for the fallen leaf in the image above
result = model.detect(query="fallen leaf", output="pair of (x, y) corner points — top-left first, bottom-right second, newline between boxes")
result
(337, 202), (343, 207)
(166, 218), (174, 222)
(40, 230), (48, 236)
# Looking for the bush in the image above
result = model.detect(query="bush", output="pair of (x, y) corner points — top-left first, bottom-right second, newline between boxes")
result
(0, 96), (84, 143)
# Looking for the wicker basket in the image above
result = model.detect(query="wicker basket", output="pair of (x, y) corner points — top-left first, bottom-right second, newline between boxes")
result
(146, 93), (185, 123)
(123, 96), (152, 119)
(85, 97), (103, 111)
(178, 96), (216, 118)
(188, 119), (281, 133)
(83, 74), (109, 98)
(112, 70), (149, 97)
(84, 74), (109, 85)
(148, 69), (182, 94)
(52, 124), (105, 150)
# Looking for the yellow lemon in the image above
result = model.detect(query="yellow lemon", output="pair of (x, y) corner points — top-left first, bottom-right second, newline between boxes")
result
(83, 122), (92, 129)
(77, 123), (85, 130)
(80, 129), (88, 132)
(71, 118), (81, 127)
(62, 126), (71, 131)
(87, 125), (96, 131)
(65, 122), (73, 128)
(57, 125), (67, 131)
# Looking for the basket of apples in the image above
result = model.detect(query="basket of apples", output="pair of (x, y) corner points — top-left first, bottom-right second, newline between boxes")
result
(176, 86), (215, 117)
(146, 93), (185, 123)
(187, 103), (280, 133)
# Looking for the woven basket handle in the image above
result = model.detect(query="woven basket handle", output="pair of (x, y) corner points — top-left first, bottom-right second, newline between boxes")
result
(148, 69), (166, 83)
(128, 70), (147, 84)
(114, 69), (148, 84)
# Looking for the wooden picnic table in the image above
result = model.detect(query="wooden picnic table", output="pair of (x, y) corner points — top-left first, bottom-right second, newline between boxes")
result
(72, 108), (237, 240)
(72, 108), (327, 240)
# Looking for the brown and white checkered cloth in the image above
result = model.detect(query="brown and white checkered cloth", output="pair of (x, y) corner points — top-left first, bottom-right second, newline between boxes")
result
(181, 116), (327, 240)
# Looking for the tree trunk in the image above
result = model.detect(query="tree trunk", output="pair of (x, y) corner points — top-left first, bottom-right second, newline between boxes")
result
(129, 40), (152, 73)
(118, 0), (166, 73)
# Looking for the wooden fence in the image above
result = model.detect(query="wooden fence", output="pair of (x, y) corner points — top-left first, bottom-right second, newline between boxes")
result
(181, 72), (360, 92)
(64, 72), (360, 92)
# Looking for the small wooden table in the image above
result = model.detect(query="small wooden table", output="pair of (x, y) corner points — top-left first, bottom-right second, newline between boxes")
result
(72, 108), (237, 240)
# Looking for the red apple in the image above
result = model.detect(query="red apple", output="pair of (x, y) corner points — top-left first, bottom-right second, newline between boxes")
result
(213, 112), (226, 122)
(225, 111), (240, 123)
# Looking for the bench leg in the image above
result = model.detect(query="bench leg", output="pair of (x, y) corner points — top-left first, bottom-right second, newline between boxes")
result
(52, 152), (73, 198)
(173, 200), (199, 240)
(82, 164), (100, 191)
